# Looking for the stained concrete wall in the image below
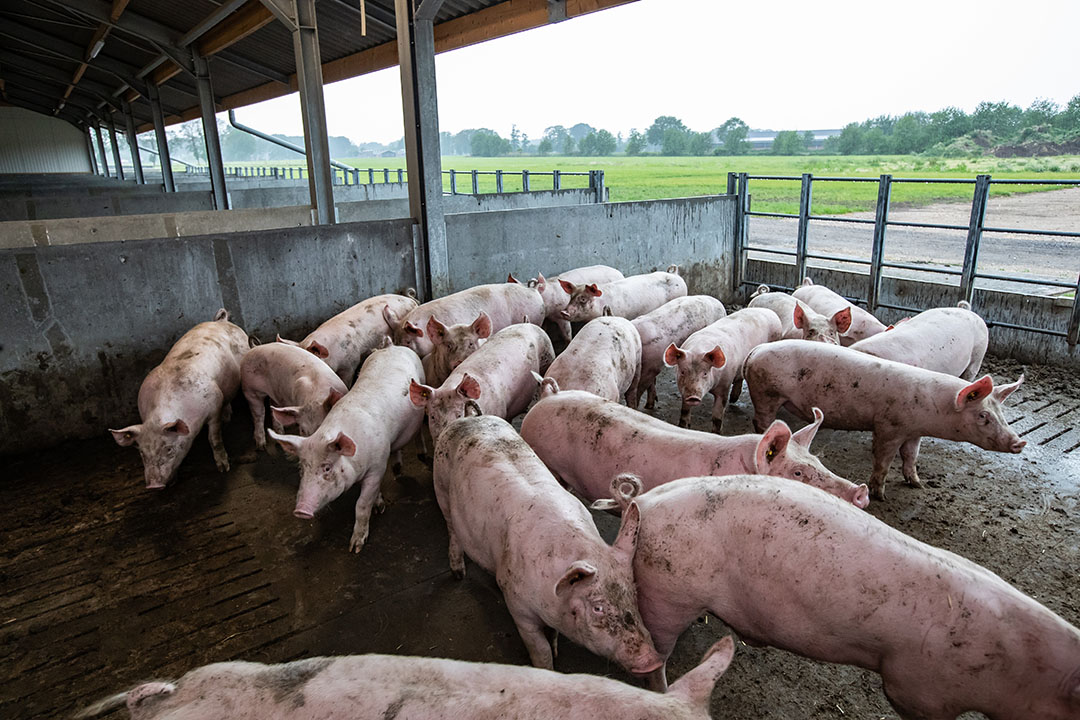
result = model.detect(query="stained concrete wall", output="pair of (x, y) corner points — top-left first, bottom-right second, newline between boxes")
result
(745, 260), (1080, 367)
(338, 189), (605, 223)
(0, 219), (416, 455)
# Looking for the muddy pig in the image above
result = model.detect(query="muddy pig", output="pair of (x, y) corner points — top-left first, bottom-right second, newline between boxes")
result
(522, 387), (868, 507)
(629, 295), (727, 409)
(420, 312), (492, 388)
(748, 284), (850, 344)
(510, 264), (625, 341)
(596, 474), (1080, 720)
(110, 309), (247, 489)
(744, 339), (1024, 500)
(665, 307), (782, 431)
(792, 277), (886, 345)
(560, 267), (687, 323)
(268, 345), (424, 552)
(543, 315), (642, 403)
(433, 413), (664, 676)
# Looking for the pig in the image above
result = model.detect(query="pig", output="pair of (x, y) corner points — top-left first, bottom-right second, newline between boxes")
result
(664, 307), (782, 432)
(513, 264), (625, 341)
(277, 293), (417, 385)
(420, 312), (492, 388)
(792, 277), (886, 345)
(267, 345), (424, 552)
(410, 323), (555, 441)
(520, 387), (869, 508)
(110, 309), (247, 490)
(850, 301), (988, 380)
(543, 315), (642, 403)
(594, 474), (1080, 720)
(433, 413), (664, 677)
(74, 638), (735, 720)
(560, 267), (687, 323)
(748, 284), (850, 344)
(384, 283), (544, 358)
(629, 295), (727, 409)
(744, 339), (1025, 500)
(239, 342), (347, 450)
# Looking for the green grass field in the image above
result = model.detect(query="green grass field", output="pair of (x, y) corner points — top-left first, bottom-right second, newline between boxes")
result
(219, 154), (1080, 215)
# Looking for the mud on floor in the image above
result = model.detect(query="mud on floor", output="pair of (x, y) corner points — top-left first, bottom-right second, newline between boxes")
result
(1, 356), (1078, 719)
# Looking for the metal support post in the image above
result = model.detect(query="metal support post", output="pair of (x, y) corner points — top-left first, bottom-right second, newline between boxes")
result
(122, 100), (145, 184)
(1067, 272), (1080, 348)
(522, 169), (530, 192)
(147, 83), (175, 192)
(959, 174), (991, 305)
(384, 168), (390, 183)
(595, 170), (605, 202)
(368, 168), (374, 184)
(106, 117), (125, 181)
(726, 172), (737, 196)
(449, 170), (456, 194)
(795, 173), (813, 284)
(553, 169), (561, 191)
(193, 50), (229, 209)
(471, 169), (478, 194)
(732, 172), (749, 298)
(85, 129), (99, 175)
(397, 169), (404, 183)
(496, 169), (503, 193)
(867, 174), (892, 312)
(396, 0), (449, 299)
(291, 0), (335, 223)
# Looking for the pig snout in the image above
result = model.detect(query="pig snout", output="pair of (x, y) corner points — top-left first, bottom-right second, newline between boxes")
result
(684, 395), (702, 406)
(1011, 439), (1026, 453)
(623, 646), (666, 677)
(560, 310), (572, 320)
(294, 503), (316, 520)
(850, 484), (871, 509)
(146, 480), (167, 490)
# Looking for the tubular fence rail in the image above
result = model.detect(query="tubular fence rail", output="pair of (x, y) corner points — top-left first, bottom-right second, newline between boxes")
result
(728, 172), (1080, 347)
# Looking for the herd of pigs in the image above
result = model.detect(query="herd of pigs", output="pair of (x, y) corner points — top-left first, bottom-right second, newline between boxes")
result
(83, 265), (1079, 720)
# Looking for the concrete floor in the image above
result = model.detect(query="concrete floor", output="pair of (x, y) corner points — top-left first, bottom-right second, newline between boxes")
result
(2, 356), (1078, 719)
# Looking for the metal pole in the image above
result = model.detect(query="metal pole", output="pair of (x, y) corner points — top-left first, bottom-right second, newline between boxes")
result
(496, 169), (503, 193)
(1067, 272), (1080, 347)
(959, 174), (991, 305)
(471, 169), (478, 194)
(522, 169), (530, 192)
(397, 169), (404, 183)
(147, 83), (175, 192)
(726, 172), (737, 196)
(449, 169), (456, 194)
(292, 0), (335, 224)
(122, 100), (145, 184)
(553, 169), (561, 191)
(193, 49), (229, 209)
(85, 128), (99, 175)
(106, 116), (125, 181)
(795, 173), (813, 284)
(867, 174), (892, 312)
(368, 168), (374, 184)
(732, 172), (749, 298)
(595, 170), (605, 203)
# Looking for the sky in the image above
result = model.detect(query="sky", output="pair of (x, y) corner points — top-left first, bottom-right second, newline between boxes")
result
(231, 0), (1080, 145)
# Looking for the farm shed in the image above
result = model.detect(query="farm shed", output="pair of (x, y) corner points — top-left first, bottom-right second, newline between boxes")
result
(1, 1), (1078, 719)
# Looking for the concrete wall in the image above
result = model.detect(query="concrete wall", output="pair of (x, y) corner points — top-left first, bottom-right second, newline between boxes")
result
(0, 107), (91, 174)
(229, 182), (408, 209)
(745, 260), (1080, 367)
(0, 191), (214, 222)
(0, 219), (416, 454)
(338, 189), (604, 223)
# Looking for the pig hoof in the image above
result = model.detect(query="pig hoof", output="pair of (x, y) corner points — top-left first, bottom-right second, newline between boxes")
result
(711, 420), (724, 434)
(349, 534), (368, 553)
(871, 486), (887, 502)
(677, 419), (690, 429)
(905, 474), (925, 489)
(215, 456), (230, 473)
(644, 400), (656, 410)
(375, 496), (387, 514)
(451, 567), (465, 580)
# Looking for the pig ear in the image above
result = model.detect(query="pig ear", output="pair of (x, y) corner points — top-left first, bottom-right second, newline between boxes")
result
(306, 341), (330, 359)
(602, 306), (613, 317)
(409, 379), (434, 408)
(559, 279), (577, 296)
(270, 405), (301, 427)
(381, 304), (400, 331)
(267, 428), (303, 456)
(585, 283), (603, 297)
(955, 375), (995, 410)
(705, 346), (727, 369)
(327, 432), (356, 457)
(663, 343), (685, 367)
(554, 561), (598, 597)
(754, 421), (792, 472)
(669, 635), (735, 710)
(276, 334), (301, 347)
(472, 312), (492, 339)
(457, 373), (482, 400)
(801, 277), (814, 287)
(611, 500), (641, 559)
(110, 425), (142, 447)
(792, 303), (808, 330)
(791, 407), (824, 448)
(323, 388), (344, 411)
(426, 316), (447, 342)
(832, 307), (853, 334)
(162, 420), (190, 436)
(507, 273), (519, 284)
(534, 273), (546, 294)
(992, 374), (1024, 403)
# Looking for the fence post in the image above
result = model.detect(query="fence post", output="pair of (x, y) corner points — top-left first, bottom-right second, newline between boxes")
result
(1067, 272), (1080, 347)
(397, 169), (404, 183)
(368, 168), (375, 184)
(471, 169), (479, 194)
(553, 169), (561, 191)
(496, 169), (504, 193)
(795, 173), (813, 285)
(960, 174), (991, 305)
(522, 169), (530, 192)
(726, 172), (737, 196)
(383, 168), (390, 183)
(449, 169), (457, 194)
(732, 172), (749, 297)
(596, 170), (605, 202)
(867, 174), (892, 312)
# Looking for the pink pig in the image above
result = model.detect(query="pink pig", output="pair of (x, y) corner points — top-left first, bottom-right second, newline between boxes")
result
(851, 301), (988, 379)
(543, 316), (642, 403)
(385, 283), (543, 358)
(744, 339), (1025, 500)
(433, 413), (664, 677)
(277, 293), (417, 385)
(748, 284), (850, 344)
(664, 307), (782, 431)
(420, 312), (492, 388)
(521, 387), (869, 508)
(629, 295), (727, 409)
(560, 268), (687, 323)
(792, 277), (886, 345)
(511, 264), (625, 341)
(410, 323), (554, 441)
(240, 342), (347, 450)
(596, 474), (1080, 720)
(110, 309), (247, 489)
(268, 345), (424, 552)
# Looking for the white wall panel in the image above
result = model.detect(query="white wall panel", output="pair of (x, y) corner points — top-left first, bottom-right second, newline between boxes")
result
(0, 106), (92, 174)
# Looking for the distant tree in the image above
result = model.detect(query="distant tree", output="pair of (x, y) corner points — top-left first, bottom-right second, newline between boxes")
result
(562, 134), (576, 155)
(927, 107), (971, 146)
(221, 125), (256, 161)
(660, 127), (688, 155)
(470, 129), (511, 156)
(1023, 98), (1059, 129)
(543, 125), (570, 148)
(593, 129), (617, 156)
(174, 120), (207, 163)
(1054, 93), (1080, 132)
(837, 122), (864, 154)
(687, 131), (712, 156)
(510, 124), (521, 152)
(453, 129), (479, 155)
(771, 130), (805, 155)
(519, 132), (530, 154)
(578, 132), (598, 156)
(625, 129), (646, 156)
(647, 116), (688, 146)
(891, 112), (929, 154)
(537, 137), (553, 156)
(569, 123), (596, 142)
(716, 117), (749, 155)
(972, 101), (1023, 141)
(802, 130), (815, 151)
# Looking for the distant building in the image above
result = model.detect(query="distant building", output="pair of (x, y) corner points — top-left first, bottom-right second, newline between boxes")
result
(746, 129), (842, 151)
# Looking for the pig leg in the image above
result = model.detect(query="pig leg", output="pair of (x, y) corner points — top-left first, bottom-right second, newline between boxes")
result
(899, 437), (924, 488)
(447, 518), (466, 579)
(869, 432), (904, 501)
(244, 389), (267, 450)
(678, 400), (692, 428)
(503, 598), (554, 670)
(556, 318), (573, 342)
(221, 402), (232, 423)
(392, 450), (403, 476)
(208, 402), (230, 472)
(349, 472), (384, 553)
(645, 665), (669, 693)
(644, 382), (658, 410)
(625, 378), (641, 409)
(710, 392), (728, 434)
(729, 373), (743, 403)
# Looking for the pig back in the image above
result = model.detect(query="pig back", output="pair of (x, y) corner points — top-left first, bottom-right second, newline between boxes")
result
(142, 319), (248, 413)
(332, 345), (425, 451)
(850, 306), (988, 377)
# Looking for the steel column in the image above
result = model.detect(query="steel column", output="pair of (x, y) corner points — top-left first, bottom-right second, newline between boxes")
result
(85, 129), (100, 175)
(1068, 272), (1080, 348)
(959, 174), (991, 305)
(292, 0), (336, 224)
(732, 172), (749, 298)
(726, 172), (737, 196)
(94, 124), (110, 177)
(795, 173), (813, 284)
(496, 169), (503, 193)
(522, 169), (530, 192)
(867, 174), (892, 312)
(471, 169), (478, 194)
(106, 117), (125, 181)
(122, 100), (145, 184)
(396, 0), (448, 300)
(193, 50), (229, 210)
(553, 169), (561, 191)
(147, 83), (175, 192)
(449, 170), (456, 194)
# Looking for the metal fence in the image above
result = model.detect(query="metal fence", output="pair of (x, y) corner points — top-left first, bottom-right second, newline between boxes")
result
(728, 171), (1080, 347)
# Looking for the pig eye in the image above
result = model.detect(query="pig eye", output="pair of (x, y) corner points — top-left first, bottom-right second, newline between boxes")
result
(591, 603), (605, 616)
(794, 470), (802, 477)
(978, 411), (990, 424)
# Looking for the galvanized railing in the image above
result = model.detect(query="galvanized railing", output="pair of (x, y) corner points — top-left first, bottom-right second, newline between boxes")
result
(728, 172), (1080, 346)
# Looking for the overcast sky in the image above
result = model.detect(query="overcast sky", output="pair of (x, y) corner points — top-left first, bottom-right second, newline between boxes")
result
(232, 0), (1080, 145)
